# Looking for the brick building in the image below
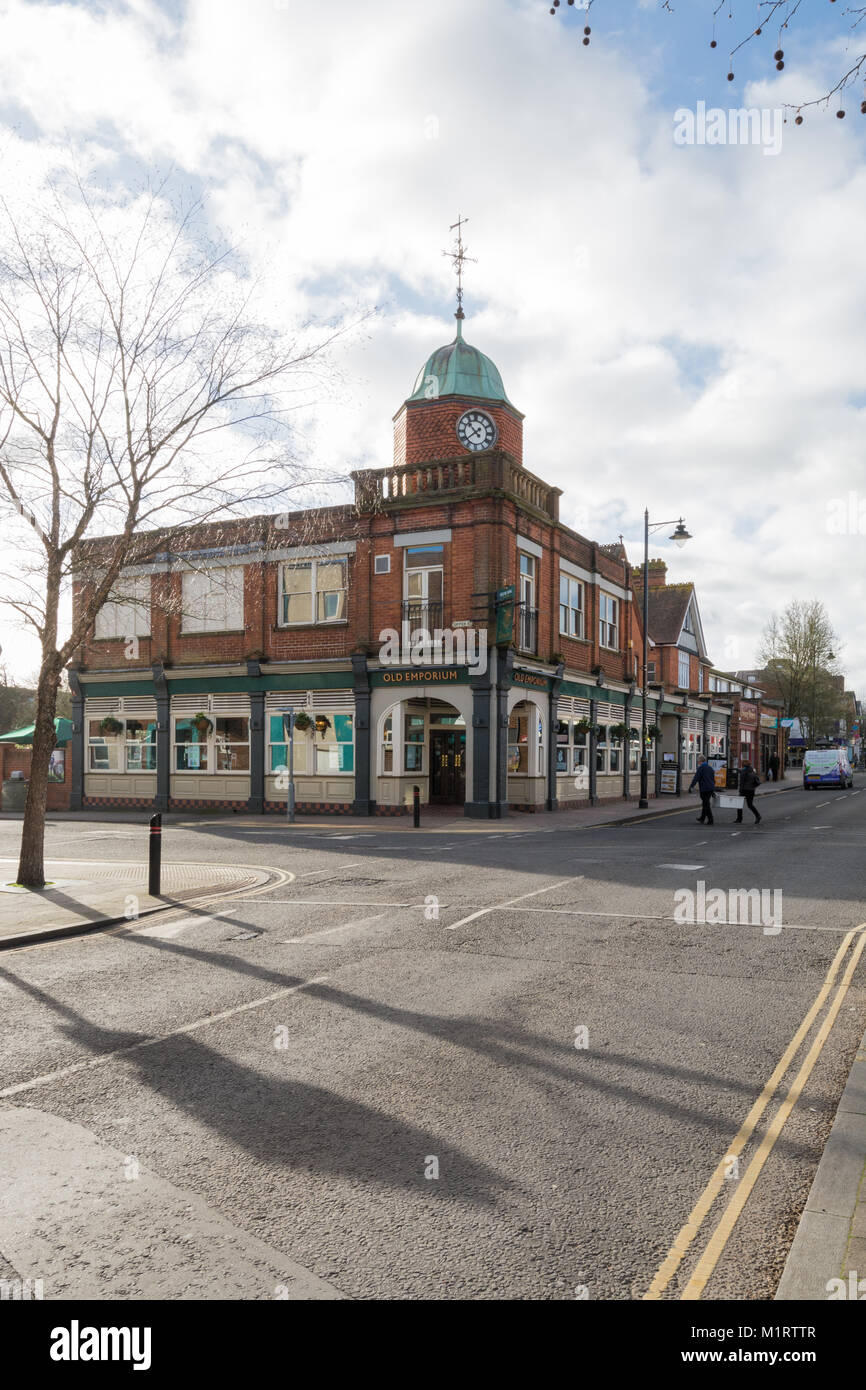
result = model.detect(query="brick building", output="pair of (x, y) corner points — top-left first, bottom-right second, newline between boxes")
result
(630, 561), (732, 789)
(68, 311), (732, 815)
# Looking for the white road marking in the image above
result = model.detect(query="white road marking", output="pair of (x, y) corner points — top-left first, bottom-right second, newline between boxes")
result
(445, 878), (578, 932)
(816, 802), (830, 808)
(127, 915), (212, 940)
(657, 863), (705, 870)
(812, 825), (832, 829)
(0, 975), (330, 1100)
(518, 907), (849, 932)
(731, 832), (741, 837)
(298, 862), (362, 878)
(248, 898), (413, 907)
(281, 913), (386, 944)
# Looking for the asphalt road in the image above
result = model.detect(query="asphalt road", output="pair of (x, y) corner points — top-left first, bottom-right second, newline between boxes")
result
(1, 784), (865, 1301)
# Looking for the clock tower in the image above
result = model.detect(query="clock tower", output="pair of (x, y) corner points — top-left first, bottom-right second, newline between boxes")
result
(392, 219), (524, 468)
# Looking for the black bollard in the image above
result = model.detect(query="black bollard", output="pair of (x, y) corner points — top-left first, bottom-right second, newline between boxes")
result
(413, 785), (420, 828)
(148, 812), (162, 896)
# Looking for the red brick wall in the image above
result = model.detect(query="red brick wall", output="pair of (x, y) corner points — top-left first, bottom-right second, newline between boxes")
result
(0, 743), (71, 809)
(72, 495), (641, 682)
(394, 398), (524, 466)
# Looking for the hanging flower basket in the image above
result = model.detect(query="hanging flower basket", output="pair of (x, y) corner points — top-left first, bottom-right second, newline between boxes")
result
(647, 723), (662, 741)
(293, 711), (312, 732)
(99, 715), (123, 736)
(609, 722), (630, 742)
(575, 718), (592, 735)
(192, 712), (213, 736)
(314, 714), (332, 738)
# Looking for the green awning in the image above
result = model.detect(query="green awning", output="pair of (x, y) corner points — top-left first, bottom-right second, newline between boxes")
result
(0, 716), (74, 747)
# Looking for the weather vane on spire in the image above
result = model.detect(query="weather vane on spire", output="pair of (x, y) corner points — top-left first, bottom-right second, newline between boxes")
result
(443, 215), (476, 322)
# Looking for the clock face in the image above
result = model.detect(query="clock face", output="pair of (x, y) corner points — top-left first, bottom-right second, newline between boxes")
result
(456, 409), (497, 452)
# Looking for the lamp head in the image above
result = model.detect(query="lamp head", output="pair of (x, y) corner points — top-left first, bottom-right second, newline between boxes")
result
(670, 518), (691, 548)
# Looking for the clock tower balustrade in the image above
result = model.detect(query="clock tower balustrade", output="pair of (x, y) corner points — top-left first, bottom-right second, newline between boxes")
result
(351, 452), (561, 522)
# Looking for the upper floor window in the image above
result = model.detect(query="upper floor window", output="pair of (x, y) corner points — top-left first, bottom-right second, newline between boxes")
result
(598, 593), (619, 650)
(559, 574), (585, 639)
(94, 574), (151, 639)
(404, 546), (443, 619)
(182, 566), (244, 633)
(519, 552), (536, 607)
(647, 661), (656, 682)
(683, 607), (694, 634)
(698, 666), (704, 693)
(678, 650), (690, 688)
(280, 557), (347, 626)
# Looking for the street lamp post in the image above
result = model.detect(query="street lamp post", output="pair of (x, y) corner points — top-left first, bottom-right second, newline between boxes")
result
(639, 513), (692, 809)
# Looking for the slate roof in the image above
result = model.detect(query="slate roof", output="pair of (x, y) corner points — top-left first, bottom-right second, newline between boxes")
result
(633, 582), (694, 645)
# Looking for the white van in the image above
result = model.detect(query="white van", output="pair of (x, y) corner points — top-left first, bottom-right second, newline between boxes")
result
(803, 747), (853, 789)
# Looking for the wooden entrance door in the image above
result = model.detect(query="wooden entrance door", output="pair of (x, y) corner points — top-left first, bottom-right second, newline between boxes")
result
(429, 730), (466, 804)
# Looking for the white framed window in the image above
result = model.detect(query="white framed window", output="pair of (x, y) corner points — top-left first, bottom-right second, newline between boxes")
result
(678, 651), (690, 689)
(559, 574), (585, 639)
(519, 552), (536, 607)
(595, 724), (609, 773)
(182, 566), (244, 633)
(404, 713), (425, 773)
(87, 715), (157, 772)
(173, 714), (250, 772)
(280, 558), (347, 626)
(94, 574), (151, 639)
(508, 704), (544, 776)
(374, 554), (391, 575)
(403, 546), (444, 626)
(683, 607), (694, 634)
(698, 666), (704, 693)
(598, 593), (619, 650)
(312, 713), (355, 774)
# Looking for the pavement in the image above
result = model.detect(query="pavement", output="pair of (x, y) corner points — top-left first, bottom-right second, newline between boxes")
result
(776, 1024), (866, 1300)
(1, 771), (861, 1301)
(0, 857), (280, 948)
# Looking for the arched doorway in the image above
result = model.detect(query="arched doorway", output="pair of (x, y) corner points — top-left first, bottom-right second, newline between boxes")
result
(375, 695), (469, 809)
(506, 692), (547, 810)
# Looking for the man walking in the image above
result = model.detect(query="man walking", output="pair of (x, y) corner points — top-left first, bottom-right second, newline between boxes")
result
(689, 756), (717, 825)
(736, 762), (762, 824)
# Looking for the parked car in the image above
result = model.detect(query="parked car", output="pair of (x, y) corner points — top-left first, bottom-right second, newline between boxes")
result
(802, 748), (853, 789)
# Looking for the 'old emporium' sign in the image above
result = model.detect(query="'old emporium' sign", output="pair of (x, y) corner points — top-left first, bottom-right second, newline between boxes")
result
(372, 667), (463, 686)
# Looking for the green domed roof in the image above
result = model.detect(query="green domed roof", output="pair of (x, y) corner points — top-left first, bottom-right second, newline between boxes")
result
(407, 319), (516, 408)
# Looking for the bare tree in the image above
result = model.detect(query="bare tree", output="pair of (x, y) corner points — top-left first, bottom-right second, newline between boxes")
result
(759, 599), (845, 741)
(0, 174), (348, 888)
(547, 0), (866, 119)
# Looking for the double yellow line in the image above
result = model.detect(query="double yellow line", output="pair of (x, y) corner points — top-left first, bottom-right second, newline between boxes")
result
(644, 923), (866, 1301)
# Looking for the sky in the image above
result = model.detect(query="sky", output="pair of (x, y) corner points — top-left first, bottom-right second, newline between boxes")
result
(0, 0), (865, 691)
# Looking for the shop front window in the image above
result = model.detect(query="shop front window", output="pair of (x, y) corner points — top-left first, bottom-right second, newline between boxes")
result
(174, 720), (210, 772)
(314, 713), (354, 773)
(596, 726), (608, 773)
(404, 714), (425, 773)
(88, 717), (156, 773)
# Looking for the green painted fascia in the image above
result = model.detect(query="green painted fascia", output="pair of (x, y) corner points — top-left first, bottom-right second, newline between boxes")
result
(79, 680), (157, 698)
(81, 670), (355, 698)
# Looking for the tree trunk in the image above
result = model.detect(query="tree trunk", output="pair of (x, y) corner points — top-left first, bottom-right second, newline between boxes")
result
(16, 670), (60, 889)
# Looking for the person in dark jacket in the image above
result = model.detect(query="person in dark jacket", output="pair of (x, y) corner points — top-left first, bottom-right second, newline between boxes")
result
(736, 763), (762, 823)
(689, 757), (717, 824)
